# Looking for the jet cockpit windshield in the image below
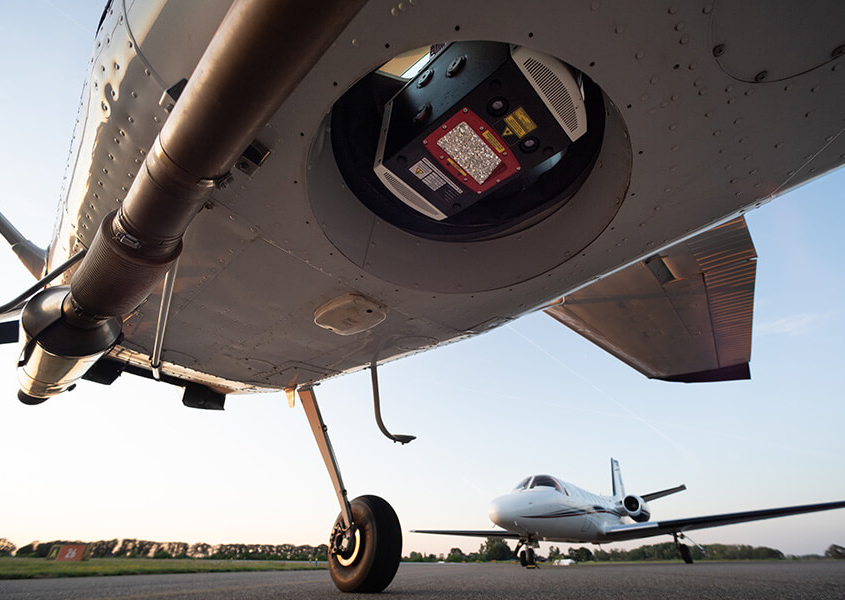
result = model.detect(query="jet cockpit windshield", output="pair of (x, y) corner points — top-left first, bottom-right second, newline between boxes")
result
(513, 476), (531, 491)
(528, 475), (567, 494)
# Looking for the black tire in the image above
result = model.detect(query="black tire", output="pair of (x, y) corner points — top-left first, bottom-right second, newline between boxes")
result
(526, 547), (536, 566)
(678, 544), (694, 564)
(519, 550), (527, 567)
(329, 495), (402, 593)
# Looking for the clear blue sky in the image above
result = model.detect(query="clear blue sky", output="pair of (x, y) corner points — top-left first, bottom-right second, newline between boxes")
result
(0, 1), (843, 558)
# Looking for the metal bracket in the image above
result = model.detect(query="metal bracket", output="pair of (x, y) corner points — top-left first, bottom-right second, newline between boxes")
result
(299, 386), (354, 530)
(159, 78), (188, 113)
(150, 258), (178, 380)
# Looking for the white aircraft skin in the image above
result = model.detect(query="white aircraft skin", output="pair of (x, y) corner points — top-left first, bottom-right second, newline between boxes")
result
(488, 475), (626, 543)
(415, 460), (845, 565)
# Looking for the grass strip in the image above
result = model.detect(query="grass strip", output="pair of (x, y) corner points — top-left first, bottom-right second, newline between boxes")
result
(0, 557), (326, 579)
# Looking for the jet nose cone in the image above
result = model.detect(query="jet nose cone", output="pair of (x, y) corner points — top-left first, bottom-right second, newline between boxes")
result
(488, 494), (514, 528)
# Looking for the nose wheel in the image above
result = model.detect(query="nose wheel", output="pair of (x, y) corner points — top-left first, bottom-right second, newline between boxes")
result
(299, 387), (403, 593)
(515, 539), (538, 568)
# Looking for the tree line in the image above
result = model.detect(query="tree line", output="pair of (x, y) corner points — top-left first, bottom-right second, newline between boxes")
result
(0, 538), (328, 561)
(403, 539), (845, 563)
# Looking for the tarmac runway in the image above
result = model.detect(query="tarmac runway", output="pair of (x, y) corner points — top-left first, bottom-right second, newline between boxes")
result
(2, 561), (844, 599)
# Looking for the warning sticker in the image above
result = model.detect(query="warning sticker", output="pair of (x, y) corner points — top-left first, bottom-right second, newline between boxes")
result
(503, 106), (537, 139)
(410, 157), (463, 194)
(482, 130), (506, 153)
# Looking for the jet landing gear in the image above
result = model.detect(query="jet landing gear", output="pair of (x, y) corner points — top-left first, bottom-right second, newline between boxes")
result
(299, 387), (402, 592)
(673, 532), (694, 564)
(515, 539), (539, 568)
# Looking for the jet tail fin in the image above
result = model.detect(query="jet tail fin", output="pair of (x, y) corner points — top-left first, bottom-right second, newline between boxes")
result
(611, 458), (625, 498)
(0, 211), (46, 279)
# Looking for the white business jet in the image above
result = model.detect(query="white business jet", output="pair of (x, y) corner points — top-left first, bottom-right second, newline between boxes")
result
(414, 459), (845, 567)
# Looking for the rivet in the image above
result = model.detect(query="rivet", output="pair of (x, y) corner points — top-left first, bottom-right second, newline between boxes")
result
(635, 51), (644, 59)
(615, 25), (624, 34)
(754, 70), (768, 82)
(679, 34), (689, 45)
(713, 44), (725, 57)
(702, 4), (713, 14)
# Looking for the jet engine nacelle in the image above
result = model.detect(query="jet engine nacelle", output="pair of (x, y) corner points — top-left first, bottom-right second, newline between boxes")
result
(16, 287), (121, 404)
(622, 494), (651, 523)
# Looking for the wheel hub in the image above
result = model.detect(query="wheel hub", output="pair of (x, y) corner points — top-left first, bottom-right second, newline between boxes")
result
(331, 522), (361, 567)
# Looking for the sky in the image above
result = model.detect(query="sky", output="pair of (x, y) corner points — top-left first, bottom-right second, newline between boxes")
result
(0, 1), (844, 559)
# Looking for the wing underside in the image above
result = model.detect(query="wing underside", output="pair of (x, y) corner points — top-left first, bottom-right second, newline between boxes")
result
(545, 217), (757, 382)
(410, 529), (519, 539)
(602, 501), (845, 542)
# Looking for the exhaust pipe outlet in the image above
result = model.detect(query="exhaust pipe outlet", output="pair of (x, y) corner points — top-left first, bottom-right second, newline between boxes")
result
(17, 287), (121, 404)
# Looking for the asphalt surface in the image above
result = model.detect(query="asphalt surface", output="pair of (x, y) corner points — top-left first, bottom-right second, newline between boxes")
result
(2, 561), (844, 599)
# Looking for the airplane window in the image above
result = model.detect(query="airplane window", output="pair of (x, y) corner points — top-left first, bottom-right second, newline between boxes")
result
(513, 477), (531, 491)
(529, 475), (565, 493)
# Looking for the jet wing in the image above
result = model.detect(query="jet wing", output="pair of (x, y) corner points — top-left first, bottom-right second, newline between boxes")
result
(545, 217), (756, 383)
(602, 501), (845, 542)
(411, 529), (519, 539)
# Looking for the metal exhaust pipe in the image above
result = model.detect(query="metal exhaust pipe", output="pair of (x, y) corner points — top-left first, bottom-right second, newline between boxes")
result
(21, 0), (367, 401)
(71, 0), (367, 318)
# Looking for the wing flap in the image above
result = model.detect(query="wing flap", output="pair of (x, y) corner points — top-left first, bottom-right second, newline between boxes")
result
(602, 501), (845, 542)
(545, 217), (756, 382)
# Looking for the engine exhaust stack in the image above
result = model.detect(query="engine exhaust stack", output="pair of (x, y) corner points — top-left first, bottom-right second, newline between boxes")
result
(17, 287), (121, 404)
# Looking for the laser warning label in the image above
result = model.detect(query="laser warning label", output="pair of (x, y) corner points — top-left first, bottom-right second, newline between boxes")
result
(503, 106), (537, 139)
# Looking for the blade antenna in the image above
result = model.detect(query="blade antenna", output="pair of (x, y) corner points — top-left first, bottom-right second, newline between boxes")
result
(370, 345), (415, 444)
